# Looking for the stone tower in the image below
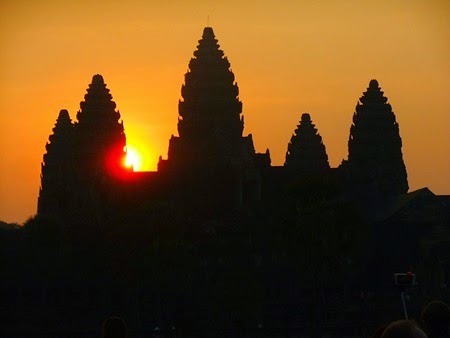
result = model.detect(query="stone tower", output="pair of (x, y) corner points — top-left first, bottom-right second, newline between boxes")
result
(38, 76), (130, 226)
(70, 75), (128, 226)
(285, 113), (330, 176)
(165, 27), (245, 169)
(347, 79), (408, 195)
(161, 27), (265, 206)
(38, 109), (74, 219)
(74, 74), (127, 177)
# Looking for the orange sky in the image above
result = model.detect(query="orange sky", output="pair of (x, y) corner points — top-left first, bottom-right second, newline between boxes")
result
(1, 0), (449, 224)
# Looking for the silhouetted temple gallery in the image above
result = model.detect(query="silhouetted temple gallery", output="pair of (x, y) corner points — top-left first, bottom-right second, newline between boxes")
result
(38, 27), (445, 227)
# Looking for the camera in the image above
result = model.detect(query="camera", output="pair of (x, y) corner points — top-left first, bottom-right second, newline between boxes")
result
(394, 272), (416, 288)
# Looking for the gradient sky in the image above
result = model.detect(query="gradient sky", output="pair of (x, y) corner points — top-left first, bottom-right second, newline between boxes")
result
(1, 0), (449, 224)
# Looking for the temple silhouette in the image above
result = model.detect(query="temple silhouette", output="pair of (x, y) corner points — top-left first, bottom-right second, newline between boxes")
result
(38, 27), (416, 226)
(4, 26), (449, 337)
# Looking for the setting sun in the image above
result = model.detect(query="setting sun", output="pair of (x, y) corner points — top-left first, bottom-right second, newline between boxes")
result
(125, 145), (142, 171)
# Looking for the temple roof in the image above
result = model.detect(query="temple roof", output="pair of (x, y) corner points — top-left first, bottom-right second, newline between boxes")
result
(51, 109), (73, 136)
(92, 74), (105, 85)
(202, 26), (215, 39)
(77, 74), (118, 122)
(177, 26), (243, 145)
(348, 79), (408, 195)
(45, 109), (73, 157)
(57, 109), (71, 122)
(374, 188), (443, 222)
(358, 78), (389, 106)
(285, 113), (330, 173)
(73, 75), (126, 173)
(369, 79), (379, 89)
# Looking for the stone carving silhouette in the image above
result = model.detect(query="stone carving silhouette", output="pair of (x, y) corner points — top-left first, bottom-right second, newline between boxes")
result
(28, 27), (448, 338)
(285, 113), (330, 176)
(74, 74), (127, 176)
(38, 109), (74, 219)
(38, 76), (130, 226)
(159, 27), (266, 207)
(347, 79), (408, 195)
(37, 30), (412, 226)
(165, 27), (246, 169)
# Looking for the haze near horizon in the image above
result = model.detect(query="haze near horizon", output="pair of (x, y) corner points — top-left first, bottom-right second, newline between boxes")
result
(0, 0), (449, 224)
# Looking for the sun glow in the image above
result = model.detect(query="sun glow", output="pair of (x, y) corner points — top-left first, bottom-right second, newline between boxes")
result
(125, 145), (143, 171)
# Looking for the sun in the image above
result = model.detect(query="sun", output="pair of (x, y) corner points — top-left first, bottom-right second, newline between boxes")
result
(125, 145), (142, 171)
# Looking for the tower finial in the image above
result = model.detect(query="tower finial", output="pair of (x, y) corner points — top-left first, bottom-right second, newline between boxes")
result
(207, 15), (210, 27)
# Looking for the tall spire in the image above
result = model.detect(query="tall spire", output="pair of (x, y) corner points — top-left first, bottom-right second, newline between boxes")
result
(74, 74), (127, 175)
(348, 79), (408, 195)
(44, 109), (73, 162)
(38, 109), (74, 217)
(285, 113), (330, 175)
(174, 27), (244, 164)
(161, 27), (264, 208)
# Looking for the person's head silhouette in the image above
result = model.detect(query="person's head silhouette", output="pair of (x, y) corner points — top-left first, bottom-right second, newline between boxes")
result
(102, 316), (127, 338)
(421, 300), (450, 338)
(380, 320), (427, 338)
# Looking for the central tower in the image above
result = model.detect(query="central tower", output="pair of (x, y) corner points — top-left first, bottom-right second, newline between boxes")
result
(160, 27), (266, 207)
(164, 27), (245, 169)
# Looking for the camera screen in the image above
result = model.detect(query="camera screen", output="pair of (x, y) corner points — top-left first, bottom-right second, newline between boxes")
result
(394, 273), (416, 287)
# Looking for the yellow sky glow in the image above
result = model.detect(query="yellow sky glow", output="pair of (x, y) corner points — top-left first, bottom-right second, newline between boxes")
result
(126, 145), (146, 172)
(0, 0), (449, 223)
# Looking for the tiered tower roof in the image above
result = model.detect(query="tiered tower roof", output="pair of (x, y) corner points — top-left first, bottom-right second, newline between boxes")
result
(348, 79), (408, 195)
(175, 27), (244, 162)
(43, 109), (73, 163)
(74, 74), (127, 175)
(38, 109), (74, 216)
(285, 113), (330, 175)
